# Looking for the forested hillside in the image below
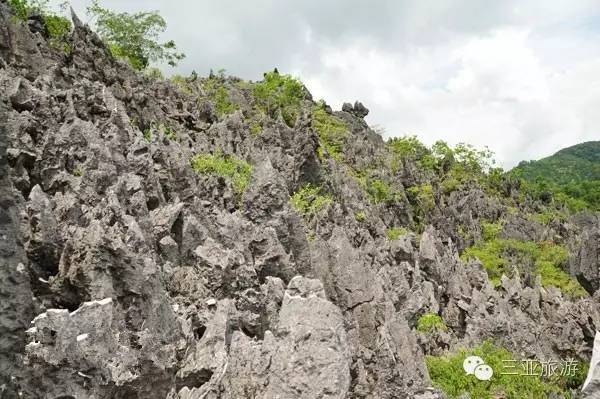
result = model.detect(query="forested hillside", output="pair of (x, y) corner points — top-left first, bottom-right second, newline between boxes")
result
(514, 141), (600, 211)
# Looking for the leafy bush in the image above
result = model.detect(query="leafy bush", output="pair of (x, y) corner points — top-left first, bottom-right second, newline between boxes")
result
(462, 230), (586, 297)
(387, 227), (409, 240)
(87, 0), (184, 70)
(144, 122), (175, 141)
(387, 136), (497, 194)
(213, 86), (238, 116)
(249, 120), (263, 136)
(367, 179), (397, 204)
(8, 0), (72, 51)
(191, 152), (253, 194)
(355, 212), (366, 222)
(201, 77), (239, 117)
(170, 74), (193, 94)
(407, 184), (435, 213)
(416, 313), (447, 333)
(388, 135), (436, 172)
(427, 341), (582, 398)
(253, 71), (305, 127)
(528, 209), (567, 226)
(481, 221), (503, 241)
(313, 104), (349, 161)
(290, 184), (333, 218)
(45, 13), (71, 51)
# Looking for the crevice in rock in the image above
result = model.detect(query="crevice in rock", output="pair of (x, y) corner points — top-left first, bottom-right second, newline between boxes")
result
(146, 196), (160, 211)
(347, 295), (375, 311)
(193, 324), (206, 341)
(176, 369), (213, 391)
(170, 212), (184, 254)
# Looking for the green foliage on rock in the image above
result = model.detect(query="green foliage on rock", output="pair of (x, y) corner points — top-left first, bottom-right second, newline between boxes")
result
(416, 313), (447, 333)
(313, 103), (349, 162)
(387, 136), (496, 194)
(253, 71), (305, 127)
(386, 227), (408, 240)
(8, 0), (72, 51)
(462, 222), (586, 297)
(201, 76), (239, 117)
(365, 179), (398, 205)
(407, 184), (435, 212)
(388, 135), (436, 172)
(481, 221), (503, 241)
(528, 209), (567, 226)
(191, 152), (253, 194)
(427, 341), (584, 399)
(44, 13), (71, 51)
(290, 184), (333, 218)
(87, 0), (184, 70)
(355, 212), (366, 222)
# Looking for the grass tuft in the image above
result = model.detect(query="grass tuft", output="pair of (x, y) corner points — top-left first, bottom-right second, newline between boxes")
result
(191, 151), (253, 194)
(290, 184), (333, 218)
(416, 313), (447, 333)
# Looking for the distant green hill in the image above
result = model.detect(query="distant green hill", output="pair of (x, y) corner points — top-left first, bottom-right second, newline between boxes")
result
(513, 141), (600, 210)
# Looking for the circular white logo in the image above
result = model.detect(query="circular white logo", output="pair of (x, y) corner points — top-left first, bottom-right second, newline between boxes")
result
(463, 356), (484, 375)
(463, 356), (494, 381)
(474, 364), (493, 381)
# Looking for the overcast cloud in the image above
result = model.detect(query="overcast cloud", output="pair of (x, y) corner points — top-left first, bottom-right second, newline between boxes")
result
(68, 0), (600, 168)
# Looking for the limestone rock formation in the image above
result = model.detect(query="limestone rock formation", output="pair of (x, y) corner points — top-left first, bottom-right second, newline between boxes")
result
(0, 2), (599, 398)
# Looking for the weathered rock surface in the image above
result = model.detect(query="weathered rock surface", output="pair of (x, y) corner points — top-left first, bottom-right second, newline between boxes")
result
(0, 2), (599, 398)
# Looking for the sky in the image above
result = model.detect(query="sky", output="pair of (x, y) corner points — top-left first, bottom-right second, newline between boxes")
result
(66, 0), (600, 168)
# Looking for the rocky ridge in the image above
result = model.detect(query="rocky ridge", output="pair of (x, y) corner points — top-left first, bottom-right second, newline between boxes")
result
(1, 3), (600, 398)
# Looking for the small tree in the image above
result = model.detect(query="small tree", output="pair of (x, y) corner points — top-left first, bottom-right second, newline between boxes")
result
(87, 1), (185, 70)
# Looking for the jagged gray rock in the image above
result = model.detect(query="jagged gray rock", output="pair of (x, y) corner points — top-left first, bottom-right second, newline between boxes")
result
(0, 1), (598, 398)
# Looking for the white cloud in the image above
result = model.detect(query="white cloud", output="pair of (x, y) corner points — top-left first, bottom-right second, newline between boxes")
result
(298, 26), (600, 168)
(64, 0), (600, 168)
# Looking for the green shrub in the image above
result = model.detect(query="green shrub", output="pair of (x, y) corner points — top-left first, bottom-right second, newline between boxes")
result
(191, 151), (253, 194)
(202, 78), (238, 117)
(427, 341), (582, 398)
(366, 179), (396, 204)
(143, 128), (152, 142)
(170, 74), (193, 94)
(462, 234), (586, 297)
(441, 176), (461, 194)
(407, 184), (435, 213)
(481, 221), (503, 241)
(163, 125), (176, 140)
(249, 120), (263, 136)
(416, 313), (447, 333)
(45, 14), (71, 51)
(254, 71), (305, 127)
(529, 209), (567, 226)
(388, 135), (436, 172)
(313, 105), (349, 162)
(8, 0), (31, 20)
(8, 0), (72, 52)
(355, 212), (366, 222)
(145, 122), (175, 140)
(213, 86), (238, 116)
(387, 227), (408, 240)
(290, 184), (333, 218)
(87, 0), (185, 70)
